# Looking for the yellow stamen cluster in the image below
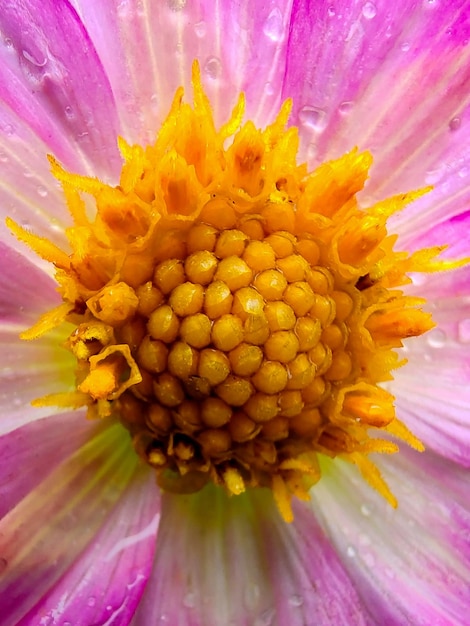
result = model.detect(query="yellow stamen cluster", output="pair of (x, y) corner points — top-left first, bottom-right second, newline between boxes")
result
(9, 62), (461, 522)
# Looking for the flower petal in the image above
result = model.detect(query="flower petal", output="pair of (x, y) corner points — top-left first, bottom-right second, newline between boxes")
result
(0, 411), (97, 519)
(0, 423), (142, 624)
(0, 243), (58, 324)
(283, 1), (470, 232)
(312, 448), (470, 625)
(17, 469), (159, 626)
(131, 485), (370, 626)
(0, 0), (121, 177)
(391, 293), (470, 466)
(71, 0), (293, 142)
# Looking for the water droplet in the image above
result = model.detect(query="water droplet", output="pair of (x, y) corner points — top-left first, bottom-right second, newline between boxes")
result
(327, 6), (336, 17)
(263, 8), (284, 41)
(168, 0), (187, 10)
(4, 37), (12, 48)
(254, 608), (275, 626)
(347, 545), (356, 558)
(299, 106), (327, 131)
(360, 503), (372, 517)
(87, 596), (96, 607)
(362, 2), (377, 19)
(458, 318), (470, 343)
(449, 117), (461, 131)
(288, 594), (304, 607)
(204, 56), (222, 79)
(264, 82), (274, 96)
(194, 20), (207, 38)
(4, 124), (15, 137)
(183, 592), (196, 608)
(338, 101), (353, 115)
(0, 151), (8, 162)
(426, 328), (446, 348)
(65, 105), (74, 118)
(400, 41), (410, 52)
(458, 166), (469, 178)
(22, 48), (47, 67)
(37, 185), (48, 197)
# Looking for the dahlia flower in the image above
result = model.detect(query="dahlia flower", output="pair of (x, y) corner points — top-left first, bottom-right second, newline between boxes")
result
(1, 1), (470, 625)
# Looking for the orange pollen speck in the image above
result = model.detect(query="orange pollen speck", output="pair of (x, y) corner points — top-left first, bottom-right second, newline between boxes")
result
(9, 61), (464, 522)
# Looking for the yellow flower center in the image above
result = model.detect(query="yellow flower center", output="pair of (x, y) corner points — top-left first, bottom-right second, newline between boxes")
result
(8, 62), (462, 522)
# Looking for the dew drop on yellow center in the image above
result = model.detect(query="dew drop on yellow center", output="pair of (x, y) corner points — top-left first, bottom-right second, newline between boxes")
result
(9, 62), (461, 522)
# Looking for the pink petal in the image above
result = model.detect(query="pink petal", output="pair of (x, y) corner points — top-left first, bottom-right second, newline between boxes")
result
(0, 243), (58, 324)
(0, 423), (144, 624)
(131, 486), (370, 626)
(0, 0), (121, 178)
(0, 103), (70, 257)
(313, 447), (470, 625)
(17, 469), (159, 626)
(282, 1), (470, 247)
(0, 411), (97, 519)
(70, 0), (293, 143)
(391, 294), (470, 466)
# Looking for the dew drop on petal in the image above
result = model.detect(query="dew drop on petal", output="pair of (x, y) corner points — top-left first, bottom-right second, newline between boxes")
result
(299, 106), (327, 131)
(22, 48), (47, 67)
(449, 117), (461, 131)
(37, 185), (48, 198)
(360, 503), (372, 517)
(183, 592), (196, 608)
(401, 41), (410, 52)
(327, 6), (336, 17)
(362, 2), (377, 19)
(0, 151), (8, 162)
(263, 7), (284, 41)
(264, 82), (274, 96)
(426, 328), (446, 348)
(288, 595), (304, 607)
(204, 56), (222, 79)
(339, 101), (353, 115)
(347, 545), (356, 558)
(254, 609), (275, 626)
(87, 597), (96, 607)
(194, 20), (207, 38)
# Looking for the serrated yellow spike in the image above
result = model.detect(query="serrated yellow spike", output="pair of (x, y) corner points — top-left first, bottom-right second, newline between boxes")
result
(20, 302), (74, 340)
(6, 217), (70, 269)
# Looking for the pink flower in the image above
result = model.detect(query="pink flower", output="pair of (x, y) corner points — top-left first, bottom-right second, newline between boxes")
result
(1, 1), (470, 625)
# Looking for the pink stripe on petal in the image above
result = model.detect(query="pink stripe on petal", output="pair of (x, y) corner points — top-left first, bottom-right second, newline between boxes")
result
(132, 486), (370, 626)
(18, 470), (159, 626)
(313, 448), (470, 625)
(0, 423), (139, 625)
(0, 0), (121, 178)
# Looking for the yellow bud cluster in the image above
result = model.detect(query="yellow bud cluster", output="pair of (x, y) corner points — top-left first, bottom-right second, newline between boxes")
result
(13, 62), (452, 521)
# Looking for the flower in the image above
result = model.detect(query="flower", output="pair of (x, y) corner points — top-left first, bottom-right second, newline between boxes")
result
(1, 1), (470, 625)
